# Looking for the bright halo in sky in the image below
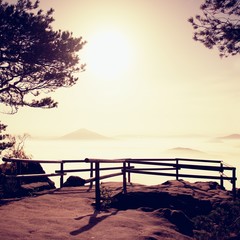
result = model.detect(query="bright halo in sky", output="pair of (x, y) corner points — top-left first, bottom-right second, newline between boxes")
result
(85, 29), (133, 79)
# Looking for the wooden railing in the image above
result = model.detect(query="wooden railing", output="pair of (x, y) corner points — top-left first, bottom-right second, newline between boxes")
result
(2, 157), (237, 210)
(126, 158), (236, 187)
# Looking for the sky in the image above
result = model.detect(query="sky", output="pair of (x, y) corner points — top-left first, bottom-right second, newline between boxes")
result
(1, 0), (240, 138)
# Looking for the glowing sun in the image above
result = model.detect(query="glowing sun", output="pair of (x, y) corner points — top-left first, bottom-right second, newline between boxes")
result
(86, 29), (133, 79)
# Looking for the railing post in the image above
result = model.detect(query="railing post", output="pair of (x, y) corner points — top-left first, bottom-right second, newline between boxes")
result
(16, 161), (21, 175)
(127, 162), (131, 183)
(90, 162), (94, 189)
(95, 162), (101, 210)
(122, 162), (127, 194)
(16, 161), (22, 186)
(60, 162), (64, 188)
(220, 162), (224, 189)
(176, 159), (179, 180)
(232, 168), (236, 199)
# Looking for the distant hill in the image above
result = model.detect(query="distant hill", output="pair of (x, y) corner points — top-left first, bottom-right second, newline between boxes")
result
(60, 128), (109, 140)
(219, 134), (240, 140)
(166, 147), (207, 157)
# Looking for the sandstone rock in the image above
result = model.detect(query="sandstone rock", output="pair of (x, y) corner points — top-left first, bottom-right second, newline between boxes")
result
(3, 176), (21, 197)
(112, 188), (212, 217)
(21, 182), (53, 192)
(110, 180), (237, 238)
(154, 208), (194, 236)
(170, 210), (194, 236)
(111, 191), (170, 210)
(236, 188), (240, 199)
(0, 162), (55, 198)
(63, 176), (86, 187)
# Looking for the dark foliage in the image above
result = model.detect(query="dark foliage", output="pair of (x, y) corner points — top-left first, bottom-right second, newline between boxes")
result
(189, 0), (240, 57)
(0, 121), (14, 153)
(0, 0), (86, 113)
(193, 200), (240, 240)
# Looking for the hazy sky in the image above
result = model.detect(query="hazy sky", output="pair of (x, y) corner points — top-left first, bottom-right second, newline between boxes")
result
(1, 0), (240, 137)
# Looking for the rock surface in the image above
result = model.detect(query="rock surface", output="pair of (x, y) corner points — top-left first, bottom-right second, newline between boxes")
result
(0, 180), (238, 239)
(0, 183), (193, 240)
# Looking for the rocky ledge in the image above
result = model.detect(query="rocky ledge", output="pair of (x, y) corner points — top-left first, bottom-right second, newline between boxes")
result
(109, 180), (240, 239)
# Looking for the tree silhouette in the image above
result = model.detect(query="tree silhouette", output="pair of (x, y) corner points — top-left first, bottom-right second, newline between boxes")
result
(0, 121), (14, 155)
(4, 133), (32, 159)
(189, 0), (240, 57)
(0, 0), (86, 113)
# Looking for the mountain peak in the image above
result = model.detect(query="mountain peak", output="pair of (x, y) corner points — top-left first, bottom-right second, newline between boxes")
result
(61, 128), (109, 140)
(220, 134), (240, 140)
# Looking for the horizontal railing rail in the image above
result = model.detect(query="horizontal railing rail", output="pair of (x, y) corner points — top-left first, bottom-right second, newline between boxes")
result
(5, 173), (66, 178)
(126, 169), (234, 180)
(2, 157), (63, 164)
(127, 160), (234, 171)
(125, 158), (223, 163)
